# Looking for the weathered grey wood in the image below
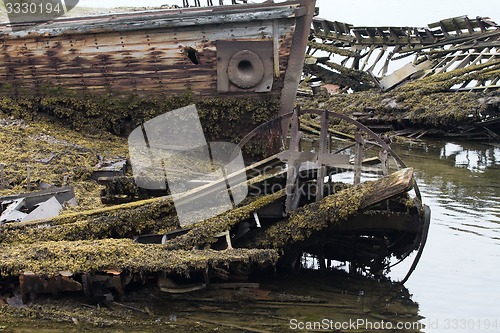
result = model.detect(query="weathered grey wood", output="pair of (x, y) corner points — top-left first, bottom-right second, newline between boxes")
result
(285, 109), (301, 213)
(2, 6), (298, 37)
(379, 150), (389, 176)
(277, 151), (350, 166)
(316, 111), (328, 202)
(359, 168), (414, 209)
(0, 1), (314, 100)
(353, 130), (364, 185)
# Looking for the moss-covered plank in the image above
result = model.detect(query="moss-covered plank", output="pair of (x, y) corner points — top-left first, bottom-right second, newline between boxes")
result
(0, 238), (278, 278)
(244, 168), (414, 249)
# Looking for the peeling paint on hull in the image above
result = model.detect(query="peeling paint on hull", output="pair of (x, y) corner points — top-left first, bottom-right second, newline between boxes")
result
(0, 1), (313, 102)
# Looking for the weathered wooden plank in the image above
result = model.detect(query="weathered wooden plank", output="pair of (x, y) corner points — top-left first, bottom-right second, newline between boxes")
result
(1, 4), (300, 37)
(277, 151), (350, 166)
(0, 3), (300, 97)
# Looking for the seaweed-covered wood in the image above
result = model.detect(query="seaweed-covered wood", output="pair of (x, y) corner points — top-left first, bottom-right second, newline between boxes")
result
(244, 168), (415, 249)
(163, 190), (286, 251)
(0, 239), (278, 277)
(0, 92), (281, 152)
(0, 196), (178, 244)
(0, 187), (285, 245)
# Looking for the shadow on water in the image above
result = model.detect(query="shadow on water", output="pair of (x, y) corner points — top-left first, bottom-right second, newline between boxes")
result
(0, 270), (424, 332)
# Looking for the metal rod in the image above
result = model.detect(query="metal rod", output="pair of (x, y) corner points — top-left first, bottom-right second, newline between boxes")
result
(354, 130), (364, 185)
(316, 111), (328, 202)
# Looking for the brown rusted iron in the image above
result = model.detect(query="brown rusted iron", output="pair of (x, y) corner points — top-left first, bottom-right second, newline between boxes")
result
(19, 273), (83, 302)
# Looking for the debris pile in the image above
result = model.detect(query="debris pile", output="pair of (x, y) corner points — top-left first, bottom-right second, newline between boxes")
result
(307, 15), (499, 92)
(304, 15), (499, 139)
(0, 187), (76, 224)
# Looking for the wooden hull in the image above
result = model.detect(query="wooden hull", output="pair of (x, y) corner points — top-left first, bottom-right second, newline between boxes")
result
(0, 1), (314, 107)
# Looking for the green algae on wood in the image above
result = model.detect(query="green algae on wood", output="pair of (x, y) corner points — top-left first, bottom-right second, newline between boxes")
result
(298, 89), (499, 132)
(300, 59), (500, 133)
(0, 196), (179, 244)
(0, 238), (278, 278)
(163, 189), (286, 251)
(0, 186), (284, 246)
(245, 168), (415, 249)
(0, 113), (128, 211)
(0, 89), (281, 152)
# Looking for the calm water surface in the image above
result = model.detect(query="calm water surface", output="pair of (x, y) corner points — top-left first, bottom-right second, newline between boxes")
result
(391, 139), (500, 332)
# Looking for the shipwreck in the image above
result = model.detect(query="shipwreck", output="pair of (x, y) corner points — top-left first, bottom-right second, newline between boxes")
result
(0, 0), (430, 306)
(0, 105), (430, 303)
(304, 15), (500, 140)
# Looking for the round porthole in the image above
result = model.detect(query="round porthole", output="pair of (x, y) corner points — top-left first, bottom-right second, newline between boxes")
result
(227, 50), (265, 89)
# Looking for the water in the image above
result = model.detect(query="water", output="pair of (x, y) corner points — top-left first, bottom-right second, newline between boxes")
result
(390, 140), (500, 332)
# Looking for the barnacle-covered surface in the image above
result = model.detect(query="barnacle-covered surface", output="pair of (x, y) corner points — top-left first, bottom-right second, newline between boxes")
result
(0, 239), (277, 277)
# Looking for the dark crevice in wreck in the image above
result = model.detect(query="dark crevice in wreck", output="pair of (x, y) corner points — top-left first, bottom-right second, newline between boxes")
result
(184, 47), (200, 65)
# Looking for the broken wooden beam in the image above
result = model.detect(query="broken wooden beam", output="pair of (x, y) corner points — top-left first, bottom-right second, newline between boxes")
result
(244, 168), (415, 249)
(0, 239), (279, 278)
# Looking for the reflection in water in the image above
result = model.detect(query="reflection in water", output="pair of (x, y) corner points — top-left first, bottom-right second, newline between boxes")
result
(440, 142), (500, 173)
(1, 271), (423, 333)
(392, 140), (500, 332)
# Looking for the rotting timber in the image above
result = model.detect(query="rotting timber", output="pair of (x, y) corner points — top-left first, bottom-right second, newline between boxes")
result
(0, 0), (430, 319)
(0, 106), (430, 305)
(304, 15), (500, 140)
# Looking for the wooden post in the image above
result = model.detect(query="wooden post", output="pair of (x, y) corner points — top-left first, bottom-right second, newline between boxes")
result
(285, 108), (301, 213)
(327, 133), (332, 185)
(379, 150), (389, 176)
(0, 163), (5, 190)
(316, 111), (328, 202)
(354, 130), (364, 185)
(26, 166), (31, 191)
